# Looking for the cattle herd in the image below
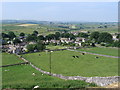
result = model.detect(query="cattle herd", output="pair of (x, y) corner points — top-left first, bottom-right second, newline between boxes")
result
(38, 52), (99, 59)
(72, 53), (99, 59)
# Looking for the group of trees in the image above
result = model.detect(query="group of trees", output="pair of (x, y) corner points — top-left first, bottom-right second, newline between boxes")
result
(27, 41), (46, 52)
(26, 31), (76, 41)
(90, 31), (120, 47)
(2, 30), (120, 48)
(90, 32), (113, 43)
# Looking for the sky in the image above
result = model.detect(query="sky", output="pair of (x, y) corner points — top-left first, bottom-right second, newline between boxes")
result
(2, 2), (118, 22)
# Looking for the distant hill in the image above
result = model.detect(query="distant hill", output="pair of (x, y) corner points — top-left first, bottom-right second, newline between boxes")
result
(1, 20), (51, 24)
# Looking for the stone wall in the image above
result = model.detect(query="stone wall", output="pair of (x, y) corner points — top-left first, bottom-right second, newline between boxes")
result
(19, 56), (120, 87)
(29, 62), (119, 86)
(0, 62), (29, 67)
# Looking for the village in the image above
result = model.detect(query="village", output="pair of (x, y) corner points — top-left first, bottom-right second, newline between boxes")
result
(1, 29), (120, 55)
(1, 1), (119, 89)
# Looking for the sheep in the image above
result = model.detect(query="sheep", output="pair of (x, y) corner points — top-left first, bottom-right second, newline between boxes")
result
(32, 73), (36, 76)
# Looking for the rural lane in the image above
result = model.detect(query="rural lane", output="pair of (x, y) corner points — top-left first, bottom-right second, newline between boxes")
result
(67, 49), (120, 59)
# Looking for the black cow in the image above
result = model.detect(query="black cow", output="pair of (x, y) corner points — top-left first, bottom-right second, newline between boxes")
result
(39, 54), (41, 56)
(82, 53), (85, 55)
(76, 56), (79, 58)
(72, 56), (75, 58)
(95, 56), (99, 58)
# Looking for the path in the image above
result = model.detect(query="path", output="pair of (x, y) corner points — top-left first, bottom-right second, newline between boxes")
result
(18, 55), (120, 87)
(67, 49), (120, 58)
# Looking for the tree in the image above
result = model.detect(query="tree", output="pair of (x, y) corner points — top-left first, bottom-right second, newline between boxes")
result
(61, 33), (70, 38)
(104, 25), (107, 28)
(8, 31), (16, 40)
(26, 34), (37, 42)
(19, 32), (25, 36)
(38, 35), (45, 40)
(46, 34), (56, 40)
(98, 32), (113, 43)
(90, 32), (100, 42)
(116, 34), (120, 39)
(2, 33), (9, 38)
(55, 32), (60, 37)
(55, 32), (61, 40)
(35, 42), (46, 51)
(33, 30), (38, 36)
(78, 32), (89, 38)
(112, 40), (120, 47)
(69, 33), (75, 40)
(26, 44), (35, 52)
(27, 42), (46, 52)
(13, 38), (21, 44)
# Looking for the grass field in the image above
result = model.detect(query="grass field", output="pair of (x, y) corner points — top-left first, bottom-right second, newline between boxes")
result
(2, 53), (24, 66)
(2, 65), (96, 88)
(78, 47), (119, 57)
(2, 53), (96, 88)
(16, 24), (38, 26)
(2, 24), (56, 36)
(2, 23), (118, 36)
(23, 50), (118, 77)
(46, 45), (67, 50)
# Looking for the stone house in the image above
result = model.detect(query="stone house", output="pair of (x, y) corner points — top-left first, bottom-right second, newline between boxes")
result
(75, 37), (86, 42)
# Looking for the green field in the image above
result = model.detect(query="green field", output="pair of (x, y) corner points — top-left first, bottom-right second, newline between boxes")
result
(78, 47), (119, 57)
(23, 50), (118, 77)
(2, 24), (56, 35)
(2, 23), (118, 36)
(2, 53), (96, 88)
(2, 65), (96, 88)
(46, 45), (67, 50)
(2, 53), (24, 66)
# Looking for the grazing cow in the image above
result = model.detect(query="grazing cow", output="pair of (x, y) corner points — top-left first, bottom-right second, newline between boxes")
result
(72, 56), (75, 58)
(82, 53), (85, 55)
(95, 56), (99, 58)
(76, 56), (79, 58)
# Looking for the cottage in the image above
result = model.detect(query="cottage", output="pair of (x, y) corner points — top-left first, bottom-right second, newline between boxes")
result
(75, 37), (86, 42)
(112, 35), (118, 41)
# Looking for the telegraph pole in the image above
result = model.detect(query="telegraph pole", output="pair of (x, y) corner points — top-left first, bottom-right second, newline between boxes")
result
(49, 51), (51, 75)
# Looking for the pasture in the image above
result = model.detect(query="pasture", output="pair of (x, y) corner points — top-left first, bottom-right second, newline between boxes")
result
(78, 47), (119, 57)
(23, 50), (118, 77)
(16, 24), (38, 27)
(2, 53), (95, 88)
(2, 53), (24, 66)
(2, 24), (56, 35)
(46, 45), (67, 50)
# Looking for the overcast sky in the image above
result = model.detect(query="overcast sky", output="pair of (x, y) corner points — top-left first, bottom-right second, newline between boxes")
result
(2, 2), (118, 22)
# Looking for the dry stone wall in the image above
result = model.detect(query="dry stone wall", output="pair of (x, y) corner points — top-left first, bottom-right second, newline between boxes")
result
(19, 55), (120, 87)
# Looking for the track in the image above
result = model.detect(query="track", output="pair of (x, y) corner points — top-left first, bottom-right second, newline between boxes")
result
(67, 49), (120, 59)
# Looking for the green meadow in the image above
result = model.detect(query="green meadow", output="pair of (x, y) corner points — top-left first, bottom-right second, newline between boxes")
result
(2, 53), (24, 66)
(78, 47), (119, 57)
(23, 50), (118, 77)
(2, 53), (96, 88)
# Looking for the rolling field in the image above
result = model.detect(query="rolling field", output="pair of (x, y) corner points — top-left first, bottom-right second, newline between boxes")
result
(2, 53), (24, 66)
(78, 47), (119, 57)
(23, 50), (118, 77)
(2, 23), (118, 36)
(2, 53), (95, 88)
(46, 45), (67, 50)
(2, 24), (56, 35)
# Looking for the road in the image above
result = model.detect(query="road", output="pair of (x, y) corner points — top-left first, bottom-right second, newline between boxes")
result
(67, 49), (120, 59)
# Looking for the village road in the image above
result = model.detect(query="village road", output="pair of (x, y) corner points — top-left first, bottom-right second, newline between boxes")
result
(67, 49), (120, 59)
